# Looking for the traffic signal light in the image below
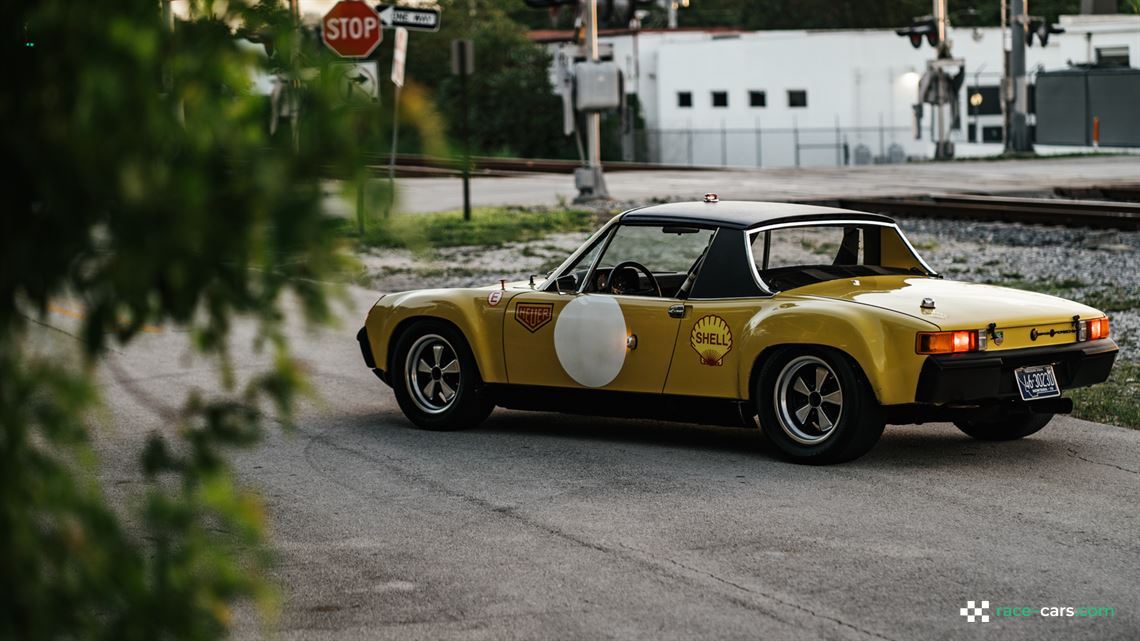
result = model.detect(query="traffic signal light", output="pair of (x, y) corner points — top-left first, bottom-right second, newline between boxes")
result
(896, 17), (937, 49)
(1026, 17), (1064, 47)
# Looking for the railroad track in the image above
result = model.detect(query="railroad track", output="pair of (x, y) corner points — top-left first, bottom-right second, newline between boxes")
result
(836, 193), (1140, 230)
(362, 153), (707, 176)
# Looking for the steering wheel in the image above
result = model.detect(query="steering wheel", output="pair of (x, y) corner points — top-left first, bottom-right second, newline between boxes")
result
(606, 260), (662, 297)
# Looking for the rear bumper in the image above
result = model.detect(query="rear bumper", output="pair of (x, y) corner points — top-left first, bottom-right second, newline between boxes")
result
(357, 326), (389, 385)
(914, 338), (1117, 404)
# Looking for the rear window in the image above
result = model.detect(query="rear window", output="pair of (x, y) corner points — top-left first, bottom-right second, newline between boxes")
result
(750, 224), (929, 291)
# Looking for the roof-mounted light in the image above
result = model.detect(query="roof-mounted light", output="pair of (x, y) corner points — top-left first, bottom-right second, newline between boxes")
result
(703, 193), (719, 203)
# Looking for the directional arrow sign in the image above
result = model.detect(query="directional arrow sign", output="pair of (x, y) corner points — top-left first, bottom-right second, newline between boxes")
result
(374, 4), (441, 32)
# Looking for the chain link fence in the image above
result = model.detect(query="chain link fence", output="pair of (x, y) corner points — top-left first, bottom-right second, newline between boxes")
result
(630, 125), (923, 168)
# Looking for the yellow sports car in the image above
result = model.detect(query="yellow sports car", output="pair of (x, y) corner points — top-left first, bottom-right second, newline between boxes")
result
(357, 198), (1117, 463)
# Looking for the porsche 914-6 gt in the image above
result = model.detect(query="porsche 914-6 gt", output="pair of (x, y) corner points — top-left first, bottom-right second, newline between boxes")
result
(357, 198), (1117, 463)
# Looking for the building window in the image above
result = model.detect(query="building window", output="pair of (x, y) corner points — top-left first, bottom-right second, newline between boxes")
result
(749, 90), (766, 107)
(677, 91), (692, 108)
(1096, 46), (1129, 67)
(787, 90), (807, 108)
(711, 91), (728, 107)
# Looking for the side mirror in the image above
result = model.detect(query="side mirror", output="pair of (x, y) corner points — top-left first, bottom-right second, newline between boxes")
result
(555, 273), (578, 295)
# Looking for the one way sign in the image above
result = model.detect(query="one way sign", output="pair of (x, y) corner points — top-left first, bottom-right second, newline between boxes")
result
(374, 4), (441, 32)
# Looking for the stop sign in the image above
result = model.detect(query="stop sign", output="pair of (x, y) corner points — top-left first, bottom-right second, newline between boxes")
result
(322, 1), (382, 58)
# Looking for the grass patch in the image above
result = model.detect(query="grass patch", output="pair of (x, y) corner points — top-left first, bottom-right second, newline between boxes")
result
(1069, 361), (1140, 429)
(355, 207), (598, 249)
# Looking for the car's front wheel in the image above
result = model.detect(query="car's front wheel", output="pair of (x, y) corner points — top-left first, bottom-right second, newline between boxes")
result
(391, 320), (494, 431)
(756, 348), (885, 464)
(954, 412), (1053, 441)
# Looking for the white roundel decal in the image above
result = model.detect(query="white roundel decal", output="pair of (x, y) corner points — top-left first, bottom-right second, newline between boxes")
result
(554, 295), (627, 388)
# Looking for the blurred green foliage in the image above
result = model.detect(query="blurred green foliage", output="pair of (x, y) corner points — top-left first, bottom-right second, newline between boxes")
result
(0, 0), (413, 638)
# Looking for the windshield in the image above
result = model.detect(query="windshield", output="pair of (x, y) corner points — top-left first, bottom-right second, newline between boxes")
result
(750, 223), (931, 292)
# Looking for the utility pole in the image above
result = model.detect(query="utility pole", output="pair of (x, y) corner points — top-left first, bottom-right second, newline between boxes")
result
(576, 0), (609, 200)
(933, 0), (948, 158)
(1006, 0), (1033, 153)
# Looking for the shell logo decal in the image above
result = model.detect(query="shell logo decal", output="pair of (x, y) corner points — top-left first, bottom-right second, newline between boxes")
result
(690, 315), (733, 366)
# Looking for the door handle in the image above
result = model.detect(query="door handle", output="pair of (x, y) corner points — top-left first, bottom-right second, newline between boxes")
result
(668, 304), (686, 319)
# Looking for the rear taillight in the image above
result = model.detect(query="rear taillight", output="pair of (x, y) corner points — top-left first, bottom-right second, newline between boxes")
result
(916, 330), (985, 354)
(1087, 317), (1110, 341)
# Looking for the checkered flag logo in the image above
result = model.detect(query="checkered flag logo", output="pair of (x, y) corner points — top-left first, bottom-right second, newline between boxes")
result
(960, 600), (990, 623)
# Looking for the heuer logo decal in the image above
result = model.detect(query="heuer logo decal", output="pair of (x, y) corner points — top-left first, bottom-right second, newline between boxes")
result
(515, 303), (554, 332)
(690, 315), (733, 366)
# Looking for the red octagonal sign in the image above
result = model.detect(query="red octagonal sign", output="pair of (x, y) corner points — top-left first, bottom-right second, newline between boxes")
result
(322, 0), (382, 58)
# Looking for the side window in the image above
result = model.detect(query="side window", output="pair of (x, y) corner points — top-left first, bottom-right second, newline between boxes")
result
(597, 225), (713, 273)
(551, 232), (607, 290)
(591, 225), (715, 297)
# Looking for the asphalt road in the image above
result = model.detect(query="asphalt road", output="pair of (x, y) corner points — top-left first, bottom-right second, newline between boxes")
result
(59, 285), (1138, 641)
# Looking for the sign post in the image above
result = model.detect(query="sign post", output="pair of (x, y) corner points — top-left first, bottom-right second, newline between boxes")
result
(322, 0), (383, 234)
(387, 27), (408, 214)
(451, 39), (474, 222)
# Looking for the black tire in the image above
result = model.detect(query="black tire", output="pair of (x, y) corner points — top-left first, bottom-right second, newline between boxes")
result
(391, 320), (494, 431)
(755, 347), (885, 464)
(954, 412), (1054, 441)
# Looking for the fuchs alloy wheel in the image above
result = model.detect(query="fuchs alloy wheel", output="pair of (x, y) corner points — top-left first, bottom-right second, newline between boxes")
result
(774, 355), (845, 445)
(406, 334), (461, 414)
(756, 347), (885, 464)
(954, 412), (1054, 441)
(391, 320), (493, 431)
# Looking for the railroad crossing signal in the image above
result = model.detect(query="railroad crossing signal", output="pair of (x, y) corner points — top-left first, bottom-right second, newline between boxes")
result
(896, 16), (938, 49)
(373, 4), (442, 32)
(322, 1), (383, 58)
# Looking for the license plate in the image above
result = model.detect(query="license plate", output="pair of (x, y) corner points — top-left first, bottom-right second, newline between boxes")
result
(1014, 365), (1061, 401)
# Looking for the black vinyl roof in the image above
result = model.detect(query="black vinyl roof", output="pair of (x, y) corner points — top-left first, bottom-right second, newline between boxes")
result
(619, 201), (895, 230)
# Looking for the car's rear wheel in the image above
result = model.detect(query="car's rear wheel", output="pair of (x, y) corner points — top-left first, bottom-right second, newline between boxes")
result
(391, 320), (494, 431)
(756, 348), (885, 464)
(954, 412), (1053, 441)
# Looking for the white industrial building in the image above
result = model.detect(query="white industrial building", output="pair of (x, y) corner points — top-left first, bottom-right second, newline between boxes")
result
(536, 13), (1140, 167)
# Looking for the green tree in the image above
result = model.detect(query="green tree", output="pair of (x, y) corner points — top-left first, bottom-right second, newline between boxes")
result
(396, 0), (577, 159)
(1, 1), (408, 638)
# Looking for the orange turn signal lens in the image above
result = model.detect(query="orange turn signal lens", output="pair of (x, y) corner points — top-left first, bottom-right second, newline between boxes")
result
(916, 330), (978, 355)
(1088, 317), (1110, 341)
